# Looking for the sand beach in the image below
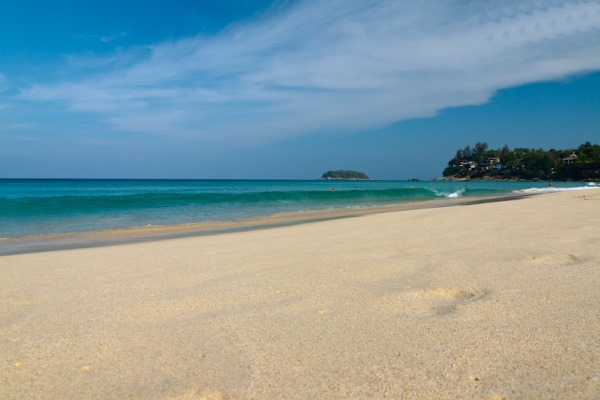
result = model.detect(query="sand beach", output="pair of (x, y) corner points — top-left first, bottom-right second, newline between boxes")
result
(1, 189), (599, 399)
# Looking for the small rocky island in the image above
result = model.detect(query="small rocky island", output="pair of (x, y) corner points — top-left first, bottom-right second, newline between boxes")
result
(321, 170), (370, 180)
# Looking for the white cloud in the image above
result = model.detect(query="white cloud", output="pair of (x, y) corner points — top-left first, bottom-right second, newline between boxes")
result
(100, 32), (127, 43)
(20, 0), (600, 144)
(72, 32), (128, 44)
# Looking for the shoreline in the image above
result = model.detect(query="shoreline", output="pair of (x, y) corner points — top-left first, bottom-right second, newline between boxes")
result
(0, 193), (532, 256)
(434, 176), (600, 182)
(1, 189), (599, 399)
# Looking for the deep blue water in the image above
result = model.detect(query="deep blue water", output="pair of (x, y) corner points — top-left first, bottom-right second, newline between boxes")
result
(0, 179), (596, 238)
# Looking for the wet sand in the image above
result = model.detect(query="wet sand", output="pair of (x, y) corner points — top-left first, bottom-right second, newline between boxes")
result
(1, 189), (599, 399)
(0, 194), (529, 256)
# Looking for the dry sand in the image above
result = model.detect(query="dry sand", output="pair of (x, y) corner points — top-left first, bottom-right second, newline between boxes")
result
(1, 189), (599, 399)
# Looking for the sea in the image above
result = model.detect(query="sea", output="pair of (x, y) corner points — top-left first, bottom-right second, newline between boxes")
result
(0, 179), (597, 240)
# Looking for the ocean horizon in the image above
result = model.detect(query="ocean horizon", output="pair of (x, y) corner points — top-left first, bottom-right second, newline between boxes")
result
(0, 178), (597, 240)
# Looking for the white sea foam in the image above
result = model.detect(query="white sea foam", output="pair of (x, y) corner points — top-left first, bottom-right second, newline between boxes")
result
(514, 186), (599, 194)
(433, 188), (465, 199)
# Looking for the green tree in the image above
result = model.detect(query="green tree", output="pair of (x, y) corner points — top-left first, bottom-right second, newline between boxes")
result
(442, 141), (600, 180)
(500, 144), (511, 164)
(473, 142), (488, 163)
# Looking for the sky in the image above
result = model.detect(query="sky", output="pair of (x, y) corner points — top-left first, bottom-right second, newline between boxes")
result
(1, 0), (599, 180)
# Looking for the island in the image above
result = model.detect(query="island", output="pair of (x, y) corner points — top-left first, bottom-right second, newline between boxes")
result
(441, 141), (600, 181)
(321, 170), (370, 180)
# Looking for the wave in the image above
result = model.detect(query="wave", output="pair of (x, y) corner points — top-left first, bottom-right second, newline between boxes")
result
(431, 188), (466, 199)
(2, 180), (594, 239)
(0, 187), (503, 219)
(513, 185), (600, 194)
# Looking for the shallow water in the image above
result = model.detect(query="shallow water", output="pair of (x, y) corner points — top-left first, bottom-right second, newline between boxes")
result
(0, 179), (595, 238)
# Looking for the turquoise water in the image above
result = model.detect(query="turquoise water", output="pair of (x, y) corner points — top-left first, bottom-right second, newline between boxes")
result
(0, 179), (596, 238)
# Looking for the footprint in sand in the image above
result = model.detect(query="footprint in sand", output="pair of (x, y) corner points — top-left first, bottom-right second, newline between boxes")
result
(577, 194), (600, 201)
(524, 254), (582, 266)
(380, 287), (488, 318)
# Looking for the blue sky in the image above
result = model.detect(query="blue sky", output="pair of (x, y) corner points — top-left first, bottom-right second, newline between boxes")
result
(1, 0), (599, 179)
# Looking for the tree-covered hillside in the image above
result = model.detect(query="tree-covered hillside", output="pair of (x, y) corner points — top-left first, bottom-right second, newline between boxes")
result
(443, 142), (600, 181)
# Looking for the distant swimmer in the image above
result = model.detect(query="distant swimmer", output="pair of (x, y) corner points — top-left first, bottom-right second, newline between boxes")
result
(331, 187), (335, 192)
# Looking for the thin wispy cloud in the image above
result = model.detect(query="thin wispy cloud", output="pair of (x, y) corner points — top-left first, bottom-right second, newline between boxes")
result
(100, 32), (127, 43)
(20, 0), (600, 144)
(73, 32), (128, 44)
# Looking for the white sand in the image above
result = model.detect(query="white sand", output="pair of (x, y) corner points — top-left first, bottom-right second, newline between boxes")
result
(1, 190), (599, 399)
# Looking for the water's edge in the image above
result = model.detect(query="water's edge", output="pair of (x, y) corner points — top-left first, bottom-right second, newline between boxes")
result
(0, 193), (532, 256)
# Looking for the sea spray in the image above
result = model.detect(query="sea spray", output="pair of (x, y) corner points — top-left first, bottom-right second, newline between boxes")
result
(431, 188), (466, 199)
